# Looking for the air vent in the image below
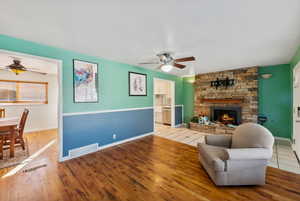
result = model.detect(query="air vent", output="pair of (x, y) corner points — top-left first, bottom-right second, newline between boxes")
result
(69, 143), (99, 158)
(23, 164), (47, 172)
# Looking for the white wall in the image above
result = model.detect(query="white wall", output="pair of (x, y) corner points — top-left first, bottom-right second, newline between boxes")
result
(0, 70), (58, 132)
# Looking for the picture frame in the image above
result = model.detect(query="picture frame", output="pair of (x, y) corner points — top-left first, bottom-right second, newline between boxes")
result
(73, 59), (99, 103)
(128, 72), (147, 96)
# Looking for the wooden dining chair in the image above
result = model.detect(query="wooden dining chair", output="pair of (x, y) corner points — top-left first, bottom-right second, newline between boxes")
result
(0, 108), (5, 118)
(15, 109), (29, 150)
(0, 134), (3, 160)
(0, 125), (17, 159)
(3, 109), (29, 151)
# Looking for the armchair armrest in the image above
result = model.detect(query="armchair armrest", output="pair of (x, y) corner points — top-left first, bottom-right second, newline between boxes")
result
(205, 135), (232, 148)
(225, 148), (272, 160)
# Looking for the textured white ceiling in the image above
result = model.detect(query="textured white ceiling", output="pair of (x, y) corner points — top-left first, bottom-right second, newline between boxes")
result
(1, 0), (300, 76)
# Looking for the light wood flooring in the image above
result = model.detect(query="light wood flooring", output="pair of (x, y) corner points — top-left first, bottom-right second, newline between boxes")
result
(0, 129), (300, 201)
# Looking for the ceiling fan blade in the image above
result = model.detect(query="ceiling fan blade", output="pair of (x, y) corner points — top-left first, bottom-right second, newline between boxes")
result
(174, 63), (186, 69)
(26, 67), (41, 70)
(138, 62), (159, 65)
(26, 69), (47, 75)
(174, 56), (195, 63)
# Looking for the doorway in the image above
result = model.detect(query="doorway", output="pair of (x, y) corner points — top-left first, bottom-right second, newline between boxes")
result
(153, 78), (175, 131)
(0, 49), (62, 177)
(293, 61), (300, 158)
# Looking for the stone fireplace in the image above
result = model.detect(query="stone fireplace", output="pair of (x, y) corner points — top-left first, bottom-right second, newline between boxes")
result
(190, 67), (258, 134)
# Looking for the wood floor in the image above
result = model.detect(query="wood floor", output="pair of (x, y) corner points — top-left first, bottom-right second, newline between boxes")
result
(0, 130), (300, 201)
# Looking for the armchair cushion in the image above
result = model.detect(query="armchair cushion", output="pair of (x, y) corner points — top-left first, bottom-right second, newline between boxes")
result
(225, 148), (273, 160)
(205, 135), (232, 148)
(197, 143), (228, 171)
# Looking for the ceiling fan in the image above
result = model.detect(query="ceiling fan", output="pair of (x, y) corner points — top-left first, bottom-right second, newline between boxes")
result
(139, 52), (196, 72)
(0, 58), (47, 75)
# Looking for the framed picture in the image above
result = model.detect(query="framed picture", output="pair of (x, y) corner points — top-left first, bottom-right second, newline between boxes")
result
(73, 59), (99, 103)
(128, 72), (147, 96)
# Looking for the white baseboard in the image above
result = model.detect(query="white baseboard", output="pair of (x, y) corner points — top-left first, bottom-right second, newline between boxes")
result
(98, 132), (153, 150)
(59, 132), (153, 162)
(275, 136), (291, 142)
(175, 123), (186, 128)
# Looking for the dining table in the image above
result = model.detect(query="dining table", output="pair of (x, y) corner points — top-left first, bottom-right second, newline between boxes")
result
(0, 117), (19, 159)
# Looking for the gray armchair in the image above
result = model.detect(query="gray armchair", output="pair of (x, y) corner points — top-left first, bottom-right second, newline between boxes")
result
(197, 123), (274, 186)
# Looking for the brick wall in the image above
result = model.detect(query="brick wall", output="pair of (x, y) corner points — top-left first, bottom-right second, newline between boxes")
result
(194, 67), (258, 123)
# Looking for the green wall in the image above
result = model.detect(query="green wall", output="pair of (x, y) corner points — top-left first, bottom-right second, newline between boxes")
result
(258, 64), (292, 139)
(182, 76), (195, 124)
(0, 34), (183, 113)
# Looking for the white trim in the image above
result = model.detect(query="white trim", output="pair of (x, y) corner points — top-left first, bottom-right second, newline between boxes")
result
(0, 49), (64, 164)
(63, 106), (154, 117)
(175, 124), (183, 128)
(293, 62), (300, 140)
(99, 132), (153, 150)
(60, 132), (153, 162)
(0, 103), (48, 106)
(293, 61), (300, 157)
(275, 136), (291, 142)
(171, 81), (175, 128)
(58, 59), (64, 162)
(69, 143), (99, 158)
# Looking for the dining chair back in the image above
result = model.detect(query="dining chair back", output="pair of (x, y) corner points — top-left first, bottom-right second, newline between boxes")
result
(0, 108), (5, 118)
(19, 109), (29, 139)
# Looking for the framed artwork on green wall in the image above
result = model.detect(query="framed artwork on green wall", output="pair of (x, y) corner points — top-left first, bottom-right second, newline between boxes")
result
(128, 72), (147, 96)
(73, 59), (99, 103)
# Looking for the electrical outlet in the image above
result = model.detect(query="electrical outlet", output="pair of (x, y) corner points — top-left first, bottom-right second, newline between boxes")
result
(113, 134), (116, 139)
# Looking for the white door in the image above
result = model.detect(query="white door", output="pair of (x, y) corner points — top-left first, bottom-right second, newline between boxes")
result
(293, 63), (300, 157)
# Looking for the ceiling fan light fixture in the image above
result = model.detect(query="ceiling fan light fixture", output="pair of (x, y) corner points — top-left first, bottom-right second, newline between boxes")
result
(161, 64), (173, 72)
(10, 68), (25, 75)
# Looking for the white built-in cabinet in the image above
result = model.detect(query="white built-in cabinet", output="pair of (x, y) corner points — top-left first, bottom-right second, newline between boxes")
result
(154, 79), (172, 125)
(154, 80), (171, 96)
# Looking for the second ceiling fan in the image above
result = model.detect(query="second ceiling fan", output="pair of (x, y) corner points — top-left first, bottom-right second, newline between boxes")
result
(0, 58), (47, 75)
(139, 52), (195, 72)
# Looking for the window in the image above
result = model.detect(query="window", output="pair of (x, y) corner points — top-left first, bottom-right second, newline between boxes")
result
(0, 80), (48, 104)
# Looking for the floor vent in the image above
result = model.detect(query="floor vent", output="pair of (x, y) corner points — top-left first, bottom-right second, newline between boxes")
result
(23, 164), (47, 173)
(69, 143), (99, 158)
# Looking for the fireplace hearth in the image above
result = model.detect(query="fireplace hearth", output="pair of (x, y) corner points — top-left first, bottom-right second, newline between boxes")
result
(210, 106), (241, 125)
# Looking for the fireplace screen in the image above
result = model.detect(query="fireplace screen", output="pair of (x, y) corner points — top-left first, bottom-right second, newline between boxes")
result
(211, 106), (241, 125)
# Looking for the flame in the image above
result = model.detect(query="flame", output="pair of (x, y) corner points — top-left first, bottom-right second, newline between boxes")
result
(222, 114), (234, 121)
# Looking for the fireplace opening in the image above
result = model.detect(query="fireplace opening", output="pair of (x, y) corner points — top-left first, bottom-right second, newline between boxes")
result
(210, 106), (241, 125)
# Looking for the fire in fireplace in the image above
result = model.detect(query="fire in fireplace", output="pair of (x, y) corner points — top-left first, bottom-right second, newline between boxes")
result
(210, 106), (241, 125)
